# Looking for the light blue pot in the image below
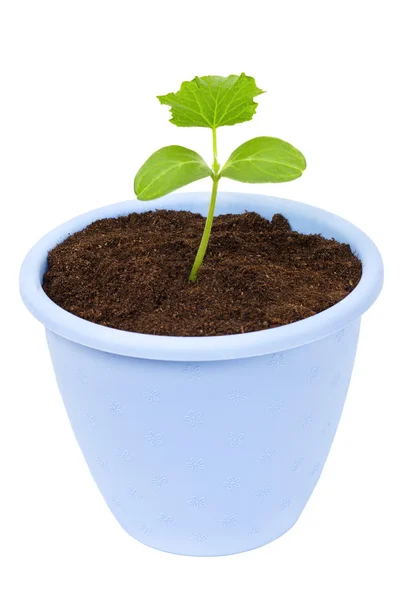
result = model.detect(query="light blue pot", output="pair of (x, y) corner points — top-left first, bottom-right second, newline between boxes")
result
(20, 193), (383, 556)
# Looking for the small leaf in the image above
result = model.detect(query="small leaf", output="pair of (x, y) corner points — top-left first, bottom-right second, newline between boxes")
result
(221, 137), (306, 183)
(158, 73), (264, 129)
(134, 146), (212, 200)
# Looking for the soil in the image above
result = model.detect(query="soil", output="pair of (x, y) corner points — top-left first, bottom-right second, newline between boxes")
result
(43, 210), (362, 337)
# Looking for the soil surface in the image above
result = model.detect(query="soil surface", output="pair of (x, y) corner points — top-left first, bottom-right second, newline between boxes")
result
(43, 210), (362, 336)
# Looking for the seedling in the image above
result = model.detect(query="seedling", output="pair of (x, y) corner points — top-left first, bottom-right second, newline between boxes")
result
(134, 73), (306, 282)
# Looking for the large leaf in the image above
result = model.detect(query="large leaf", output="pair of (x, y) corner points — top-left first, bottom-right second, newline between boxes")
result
(134, 146), (212, 200)
(157, 73), (264, 129)
(221, 137), (306, 183)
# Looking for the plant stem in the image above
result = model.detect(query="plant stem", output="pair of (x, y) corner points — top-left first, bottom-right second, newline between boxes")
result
(189, 128), (221, 283)
(189, 174), (220, 283)
(212, 127), (219, 173)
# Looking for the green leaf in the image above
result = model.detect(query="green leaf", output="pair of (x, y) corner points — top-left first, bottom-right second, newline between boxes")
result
(221, 137), (306, 183)
(157, 73), (264, 129)
(134, 145), (212, 200)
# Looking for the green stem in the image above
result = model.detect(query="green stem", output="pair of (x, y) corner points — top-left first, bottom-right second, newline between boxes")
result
(189, 175), (220, 283)
(188, 128), (220, 283)
(212, 127), (219, 173)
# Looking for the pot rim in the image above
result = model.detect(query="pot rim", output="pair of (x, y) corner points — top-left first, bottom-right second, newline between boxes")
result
(19, 192), (383, 361)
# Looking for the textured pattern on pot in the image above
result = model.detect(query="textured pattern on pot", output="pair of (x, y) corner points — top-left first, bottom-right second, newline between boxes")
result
(20, 193), (383, 556)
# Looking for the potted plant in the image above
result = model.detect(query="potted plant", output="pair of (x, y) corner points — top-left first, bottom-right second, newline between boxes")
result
(20, 74), (383, 557)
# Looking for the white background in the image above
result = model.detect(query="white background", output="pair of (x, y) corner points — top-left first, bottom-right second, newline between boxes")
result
(1, 1), (399, 598)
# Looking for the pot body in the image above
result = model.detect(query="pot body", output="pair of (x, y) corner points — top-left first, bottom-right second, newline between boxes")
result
(47, 319), (359, 555)
(20, 192), (383, 556)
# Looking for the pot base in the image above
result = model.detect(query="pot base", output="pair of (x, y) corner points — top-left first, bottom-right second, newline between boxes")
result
(128, 514), (302, 557)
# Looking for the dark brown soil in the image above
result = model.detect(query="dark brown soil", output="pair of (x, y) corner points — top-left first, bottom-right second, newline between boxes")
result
(43, 210), (362, 336)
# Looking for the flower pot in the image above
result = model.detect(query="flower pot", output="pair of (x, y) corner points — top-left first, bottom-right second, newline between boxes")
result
(19, 192), (383, 556)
